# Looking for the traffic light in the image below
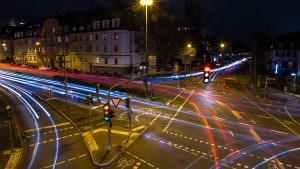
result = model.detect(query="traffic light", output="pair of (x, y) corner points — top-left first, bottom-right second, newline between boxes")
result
(86, 94), (93, 105)
(125, 97), (131, 109)
(203, 66), (210, 84)
(109, 109), (115, 118)
(6, 106), (12, 120)
(103, 103), (110, 122)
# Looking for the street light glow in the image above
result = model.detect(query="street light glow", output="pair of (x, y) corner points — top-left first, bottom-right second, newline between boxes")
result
(291, 73), (296, 76)
(187, 44), (191, 48)
(220, 43), (225, 48)
(141, 0), (153, 5)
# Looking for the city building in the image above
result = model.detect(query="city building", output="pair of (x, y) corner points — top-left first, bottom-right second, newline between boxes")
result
(9, 7), (144, 74)
(0, 26), (14, 62)
(271, 31), (300, 76)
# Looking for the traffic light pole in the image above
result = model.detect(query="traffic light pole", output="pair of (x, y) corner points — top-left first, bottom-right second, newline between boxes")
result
(106, 72), (162, 151)
(64, 54), (68, 107)
(8, 121), (14, 151)
(89, 103), (92, 133)
(108, 121), (112, 150)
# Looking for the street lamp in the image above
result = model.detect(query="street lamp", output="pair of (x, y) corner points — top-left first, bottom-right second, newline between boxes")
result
(291, 73), (297, 94)
(220, 43), (225, 48)
(140, 0), (153, 73)
(184, 43), (192, 86)
(35, 41), (40, 66)
(141, 0), (153, 99)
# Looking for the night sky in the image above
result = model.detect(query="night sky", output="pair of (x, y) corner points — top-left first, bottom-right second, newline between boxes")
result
(1, 0), (300, 41)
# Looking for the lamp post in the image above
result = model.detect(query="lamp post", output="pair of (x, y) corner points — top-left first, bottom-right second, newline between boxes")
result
(141, 0), (153, 73)
(291, 73), (297, 95)
(141, 0), (153, 99)
(35, 42), (40, 67)
(184, 44), (192, 86)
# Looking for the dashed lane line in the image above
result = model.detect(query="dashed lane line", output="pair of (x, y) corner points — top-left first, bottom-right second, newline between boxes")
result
(24, 122), (70, 133)
(124, 151), (158, 169)
(42, 154), (87, 168)
(163, 130), (297, 169)
(28, 133), (80, 147)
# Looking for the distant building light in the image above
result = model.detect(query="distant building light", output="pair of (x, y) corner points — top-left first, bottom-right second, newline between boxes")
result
(275, 64), (278, 74)
(291, 73), (296, 76)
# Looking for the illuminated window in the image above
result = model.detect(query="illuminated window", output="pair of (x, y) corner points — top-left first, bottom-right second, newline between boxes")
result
(114, 33), (118, 40)
(89, 35), (93, 41)
(58, 37), (61, 43)
(95, 57), (99, 64)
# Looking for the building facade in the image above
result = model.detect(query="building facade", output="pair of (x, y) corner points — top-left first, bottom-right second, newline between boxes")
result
(9, 8), (144, 74)
(271, 32), (300, 76)
(0, 27), (14, 62)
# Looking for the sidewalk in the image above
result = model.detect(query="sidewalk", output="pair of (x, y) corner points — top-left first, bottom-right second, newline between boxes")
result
(236, 75), (300, 105)
(0, 93), (22, 169)
(43, 96), (147, 167)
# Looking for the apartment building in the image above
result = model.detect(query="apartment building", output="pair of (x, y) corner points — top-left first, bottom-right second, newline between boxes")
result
(9, 7), (144, 74)
(271, 31), (300, 76)
(0, 27), (14, 62)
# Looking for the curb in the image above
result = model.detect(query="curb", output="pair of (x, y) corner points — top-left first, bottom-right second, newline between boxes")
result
(40, 95), (98, 165)
(41, 94), (147, 167)
(0, 94), (23, 169)
(94, 125), (148, 166)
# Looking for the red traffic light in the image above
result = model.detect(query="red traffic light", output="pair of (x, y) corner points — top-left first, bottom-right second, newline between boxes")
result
(204, 67), (210, 72)
(104, 104), (110, 111)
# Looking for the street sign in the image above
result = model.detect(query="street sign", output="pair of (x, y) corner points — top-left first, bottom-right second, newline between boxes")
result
(111, 98), (122, 108)
(148, 55), (156, 66)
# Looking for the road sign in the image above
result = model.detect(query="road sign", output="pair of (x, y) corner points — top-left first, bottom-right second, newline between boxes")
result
(111, 98), (122, 108)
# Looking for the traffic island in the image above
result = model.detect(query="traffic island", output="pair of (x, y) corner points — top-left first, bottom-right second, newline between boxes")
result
(42, 96), (148, 167)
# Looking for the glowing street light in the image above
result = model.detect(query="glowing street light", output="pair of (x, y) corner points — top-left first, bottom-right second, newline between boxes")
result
(141, 0), (153, 5)
(220, 43), (225, 48)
